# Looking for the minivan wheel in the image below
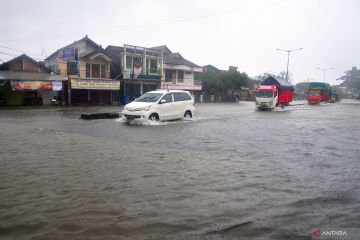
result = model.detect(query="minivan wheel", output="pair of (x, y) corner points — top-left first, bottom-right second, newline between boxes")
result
(149, 113), (159, 121)
(184, 111), (192, 118)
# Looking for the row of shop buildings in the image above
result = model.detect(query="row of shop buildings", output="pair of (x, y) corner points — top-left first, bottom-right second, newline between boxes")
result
(0, 35), (203, 106)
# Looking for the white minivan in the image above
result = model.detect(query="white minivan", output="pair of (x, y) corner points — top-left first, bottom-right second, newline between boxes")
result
(122, 90), (195, 121)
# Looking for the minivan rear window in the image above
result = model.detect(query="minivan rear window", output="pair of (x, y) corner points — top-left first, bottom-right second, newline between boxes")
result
(173, 92), (191, 102)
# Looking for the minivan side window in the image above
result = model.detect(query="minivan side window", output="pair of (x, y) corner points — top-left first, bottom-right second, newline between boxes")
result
(174, 92), (191, 102)
(161, 93), (173, 103)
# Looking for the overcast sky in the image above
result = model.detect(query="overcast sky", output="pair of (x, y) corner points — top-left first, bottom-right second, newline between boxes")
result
(0, 0), (359, 85)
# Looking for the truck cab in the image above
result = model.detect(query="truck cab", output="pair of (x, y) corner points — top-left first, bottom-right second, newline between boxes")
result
(308, 89), (322, 104)
(255, 85), (278, 110)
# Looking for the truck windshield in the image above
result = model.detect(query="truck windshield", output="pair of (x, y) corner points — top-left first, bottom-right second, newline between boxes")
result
(135, 93), (163, 102)
(256, 91), (273, 98)
(309, 92), (321, 96)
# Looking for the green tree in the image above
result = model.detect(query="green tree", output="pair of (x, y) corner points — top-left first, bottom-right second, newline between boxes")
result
(277, 71), (294, 83)
(200, 69), (248, 101)
(337, 67), (360, 98)
(257, 71), (294, 83)
(257, 72), (275, 81)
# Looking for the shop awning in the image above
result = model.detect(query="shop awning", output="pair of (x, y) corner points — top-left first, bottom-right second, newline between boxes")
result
(0, 71), (67, 81)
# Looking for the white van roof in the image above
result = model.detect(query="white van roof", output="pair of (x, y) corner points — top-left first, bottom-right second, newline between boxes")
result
(148, 90), (190, 94)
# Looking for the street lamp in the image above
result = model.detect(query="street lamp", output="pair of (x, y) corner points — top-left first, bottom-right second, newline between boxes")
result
(316, 67), (334, 83)
(276, 48), (303, 82)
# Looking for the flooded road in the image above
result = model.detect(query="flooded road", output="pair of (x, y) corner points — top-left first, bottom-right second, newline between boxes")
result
(0, 101), (359, 240)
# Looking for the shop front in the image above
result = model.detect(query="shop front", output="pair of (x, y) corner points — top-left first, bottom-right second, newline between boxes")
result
(0, 54), (67, 106)
(70, 78), (120, 105)
(0, 72), (66, 106)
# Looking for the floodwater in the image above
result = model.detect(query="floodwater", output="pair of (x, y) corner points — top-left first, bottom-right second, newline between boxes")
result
(0, 100), (359, 240)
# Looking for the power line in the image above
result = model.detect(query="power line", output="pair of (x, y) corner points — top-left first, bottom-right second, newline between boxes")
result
(0, 0), (286, 44)
(0, 51), (45, 61)
(0, 45), (43, 56)
(0, 51), (18, 57)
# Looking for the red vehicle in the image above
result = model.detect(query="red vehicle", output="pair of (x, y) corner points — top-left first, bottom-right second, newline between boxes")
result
(308, 82), (331, 104)
(255, 76), (294, 110)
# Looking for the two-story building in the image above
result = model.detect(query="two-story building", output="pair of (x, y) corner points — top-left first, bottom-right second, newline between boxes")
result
(45, 36), (118, 105)
(151, 45), (202, 95)
(105, 44), (163, 98)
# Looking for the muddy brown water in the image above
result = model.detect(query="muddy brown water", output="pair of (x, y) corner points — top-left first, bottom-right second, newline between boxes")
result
(0, 101), (359, 239)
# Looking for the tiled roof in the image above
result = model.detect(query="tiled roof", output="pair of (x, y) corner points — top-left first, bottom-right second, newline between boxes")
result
(46, 35), (111, 61)
(164, 53), (200, 68)
(105, 45), (124, 62)
(150, 45), (172, 55)
(0, 54), (51, 73)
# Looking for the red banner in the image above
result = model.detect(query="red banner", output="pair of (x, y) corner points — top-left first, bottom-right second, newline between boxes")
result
(11, 81), (53, 90)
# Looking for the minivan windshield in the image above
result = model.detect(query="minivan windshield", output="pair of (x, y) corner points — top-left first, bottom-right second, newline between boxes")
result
(135, 93), (163, 102)
(256, 90), (273, 98)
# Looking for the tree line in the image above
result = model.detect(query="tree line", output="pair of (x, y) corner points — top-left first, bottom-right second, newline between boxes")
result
(196, 69), (249, 101)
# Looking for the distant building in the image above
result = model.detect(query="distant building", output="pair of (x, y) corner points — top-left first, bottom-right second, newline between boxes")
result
(203, 64), (221, 73)
(151, 45), (202, 95)
(45, 35), (117, 105)
(0, 54), (65, 106)
(105, 44), (163, 98)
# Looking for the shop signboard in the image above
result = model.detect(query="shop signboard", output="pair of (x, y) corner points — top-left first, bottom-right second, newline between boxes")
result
(71, 79), (120, 90)
(10, 81), (63, 91)
(11, 81), (53, 90)
(52, 81), (63, 91)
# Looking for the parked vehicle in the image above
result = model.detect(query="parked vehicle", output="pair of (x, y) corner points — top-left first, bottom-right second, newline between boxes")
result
(255, 76), (294, 110)
(51, 96), (61, 106)
(122, 90), (195, 121)
(307, 82), (331, 104)
(329, 92), (340, 103)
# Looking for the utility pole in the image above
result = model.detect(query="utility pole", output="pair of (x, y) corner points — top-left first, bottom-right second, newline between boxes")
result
(131, 59), (134, 100)
(317, 67), (334, 83)
(276, 48), (303, 81)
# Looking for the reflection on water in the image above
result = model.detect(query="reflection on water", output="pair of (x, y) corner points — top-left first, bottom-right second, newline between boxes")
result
(0, 100), (360, 240)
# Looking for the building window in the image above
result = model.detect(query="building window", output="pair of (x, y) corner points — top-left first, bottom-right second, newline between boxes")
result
(86, 63), (90, 78)
(178, 71), (184, 82)
(126, 56), (132, 69)
(165, 70), (173, 82)
(68, 62), (78, 75)
(92, 64), (100, 78)
(133, 57), (142, 65)
(150, 59), (157, 74)
(101, 64), (106, 78)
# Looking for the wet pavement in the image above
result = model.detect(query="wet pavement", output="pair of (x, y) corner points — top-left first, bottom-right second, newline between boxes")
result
(0, 100), (359, 239)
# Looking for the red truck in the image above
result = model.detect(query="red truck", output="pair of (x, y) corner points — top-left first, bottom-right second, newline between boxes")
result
(307, 82), (332, 104)
(255, 76), (294, 110)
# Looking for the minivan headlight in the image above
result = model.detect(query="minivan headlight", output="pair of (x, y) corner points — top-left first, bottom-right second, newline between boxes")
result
(144, 105), (151, 111)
